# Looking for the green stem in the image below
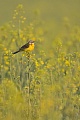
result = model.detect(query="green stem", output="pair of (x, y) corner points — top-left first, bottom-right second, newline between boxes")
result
(27, 52), (31, 120)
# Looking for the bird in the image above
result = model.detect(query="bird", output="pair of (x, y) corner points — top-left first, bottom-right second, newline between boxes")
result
(12, 40), (34, 54)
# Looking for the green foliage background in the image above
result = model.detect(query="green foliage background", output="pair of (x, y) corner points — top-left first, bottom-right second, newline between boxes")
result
(0, 1), (80, 120)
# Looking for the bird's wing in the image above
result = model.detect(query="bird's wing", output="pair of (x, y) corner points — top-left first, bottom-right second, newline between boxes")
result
(19, 42), (29, 51)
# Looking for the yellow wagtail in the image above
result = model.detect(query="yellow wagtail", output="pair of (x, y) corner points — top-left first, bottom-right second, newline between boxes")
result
(12, 40), (34, 54)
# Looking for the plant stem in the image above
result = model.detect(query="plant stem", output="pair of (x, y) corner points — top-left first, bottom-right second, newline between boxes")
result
(27, 52), (31, 120)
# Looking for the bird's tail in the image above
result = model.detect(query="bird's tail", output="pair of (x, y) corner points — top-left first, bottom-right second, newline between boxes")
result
(12, 50), (20, 54)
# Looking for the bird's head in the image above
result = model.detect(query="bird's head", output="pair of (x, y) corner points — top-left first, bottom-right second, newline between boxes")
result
(28, 40), (35, 45)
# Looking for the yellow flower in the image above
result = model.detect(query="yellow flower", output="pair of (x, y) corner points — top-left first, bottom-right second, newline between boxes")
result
(4, 48), (9, 54)
(4, 56), (8, 60)
(22, 37), (26, 41)
(22, 53), (25, 56)
(22, 21), (24, 23)
(5, 62), (9, 65)
(23, 17), (26, 20)
(12, 38), (15, 42)
(40, 60), (44, 65)
(5, 51), (9, 54)
(65, 60), (70, 66)
(46, 63), (51, 69)
(4, 48), (7, 51)
(17, 4), (23, 9)
(35, 61), (39, 67)
(62, 69), (65, 73)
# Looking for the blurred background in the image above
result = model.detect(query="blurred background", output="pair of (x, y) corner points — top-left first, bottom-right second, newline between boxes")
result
(0, 0), (80, 38)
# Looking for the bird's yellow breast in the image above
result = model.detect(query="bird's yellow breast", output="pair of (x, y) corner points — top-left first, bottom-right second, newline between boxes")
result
(25, 43), (34, 52)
